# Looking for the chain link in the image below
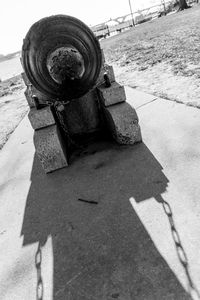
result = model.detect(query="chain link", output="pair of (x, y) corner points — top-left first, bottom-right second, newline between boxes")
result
(53, 102), (70, 135)
(54, 104), (75, 145)
(35, 242), (43, 300)
(53, 102), (85, 150)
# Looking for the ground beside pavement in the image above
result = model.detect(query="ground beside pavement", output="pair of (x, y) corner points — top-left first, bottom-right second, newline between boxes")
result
(102, 4), (200, 107)
(0, 75), (27, 149)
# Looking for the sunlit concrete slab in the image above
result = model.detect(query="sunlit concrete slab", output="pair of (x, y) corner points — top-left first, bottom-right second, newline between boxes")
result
(125, 86), (158, 109)
(127, 94), (200, 300)
(0, 87), (200, 299)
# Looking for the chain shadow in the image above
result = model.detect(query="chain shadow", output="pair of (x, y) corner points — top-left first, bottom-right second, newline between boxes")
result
(21, 141), (192, 299)
(155, 195), (200, 300)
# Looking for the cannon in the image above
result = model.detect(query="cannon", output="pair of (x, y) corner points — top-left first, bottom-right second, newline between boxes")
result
(21, 15), (142, 173)
(22, 15), (102, 101)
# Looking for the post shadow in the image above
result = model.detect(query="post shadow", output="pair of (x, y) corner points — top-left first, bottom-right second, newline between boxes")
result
(21, 141), (192, 300)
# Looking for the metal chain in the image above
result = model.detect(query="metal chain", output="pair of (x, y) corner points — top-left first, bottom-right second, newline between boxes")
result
(53, 102), (70, 135)
(53, 102), (85, 149)
(156, 195), (200, 300)
(35, 242), (43, 300)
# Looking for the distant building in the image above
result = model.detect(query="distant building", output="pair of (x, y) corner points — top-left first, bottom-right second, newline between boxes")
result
(91, 23), (110, 40)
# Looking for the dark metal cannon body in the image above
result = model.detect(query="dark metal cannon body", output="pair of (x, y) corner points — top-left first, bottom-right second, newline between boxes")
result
(21, 15), (141, 173)
(22, 15), (102, 101)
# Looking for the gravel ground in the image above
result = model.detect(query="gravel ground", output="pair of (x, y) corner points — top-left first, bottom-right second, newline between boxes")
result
(0, 76), (28, 149)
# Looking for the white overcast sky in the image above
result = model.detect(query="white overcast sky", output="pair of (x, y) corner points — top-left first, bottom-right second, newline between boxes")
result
(0, 0), (160, 55)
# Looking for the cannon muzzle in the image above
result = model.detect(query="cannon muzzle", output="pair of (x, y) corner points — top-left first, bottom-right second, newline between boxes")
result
(22, 15), (102, 101)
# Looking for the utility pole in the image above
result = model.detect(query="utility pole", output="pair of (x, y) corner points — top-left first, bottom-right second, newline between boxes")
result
(161, 0), (166, 15)
(128, 0), (135, 27)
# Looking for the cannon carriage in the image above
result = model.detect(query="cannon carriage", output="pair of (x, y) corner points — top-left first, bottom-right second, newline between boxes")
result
(21, 15), (141, 173)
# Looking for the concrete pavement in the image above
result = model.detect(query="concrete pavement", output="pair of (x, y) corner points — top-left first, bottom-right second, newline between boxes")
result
(0, 87), (200, 299)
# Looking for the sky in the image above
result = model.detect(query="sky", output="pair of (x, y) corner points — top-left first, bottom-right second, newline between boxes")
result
(0, 0), (160, 55)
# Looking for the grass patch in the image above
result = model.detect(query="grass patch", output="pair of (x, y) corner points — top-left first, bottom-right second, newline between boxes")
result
(102, 5), (200, 77)
(101, 5), (200, 106)
(0, 74), (24, 97)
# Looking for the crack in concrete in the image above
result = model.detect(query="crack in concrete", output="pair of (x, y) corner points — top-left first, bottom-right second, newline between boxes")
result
(66, 268), (87, 286)
(162, 97), (200, 110)
(136, 97), (158, 109)
(136, 95), (200, 111)
(55, 270), (85, 297)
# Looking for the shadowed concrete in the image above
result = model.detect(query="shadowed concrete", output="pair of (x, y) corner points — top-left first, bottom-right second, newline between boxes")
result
(0, 87), (200, 299)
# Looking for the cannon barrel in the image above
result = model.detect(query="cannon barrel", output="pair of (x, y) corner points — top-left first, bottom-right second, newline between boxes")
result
(22, 15), (102, 101)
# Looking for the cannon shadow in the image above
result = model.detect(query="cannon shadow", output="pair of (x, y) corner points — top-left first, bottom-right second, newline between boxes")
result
(21, 141), (191, 299)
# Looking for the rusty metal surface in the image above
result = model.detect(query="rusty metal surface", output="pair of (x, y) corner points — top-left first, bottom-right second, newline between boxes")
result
(46, 47), (85, 83)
